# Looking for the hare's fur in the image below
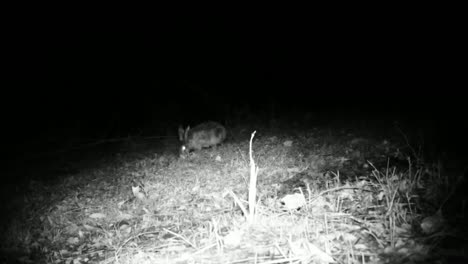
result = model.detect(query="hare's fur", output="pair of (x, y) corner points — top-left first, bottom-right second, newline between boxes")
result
(178, 121), (226, 155)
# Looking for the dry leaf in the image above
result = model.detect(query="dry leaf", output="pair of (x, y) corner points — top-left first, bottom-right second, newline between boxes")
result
(132, 185), (147, 201)
(308, 243), (335, 263)
(89, 213), (106, 219)
(224, 229), (243, 248)
(67, 237), (79, 245)
(281, 193), (306, 210)
(117, 200), (126, 208)
(354, 244), (368, 250)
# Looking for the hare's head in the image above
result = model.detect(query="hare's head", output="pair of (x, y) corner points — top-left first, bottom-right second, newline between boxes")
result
(178, 125), (189, 157)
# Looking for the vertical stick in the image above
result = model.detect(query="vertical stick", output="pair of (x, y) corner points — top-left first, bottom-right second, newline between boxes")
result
(248, 131), (258, 224)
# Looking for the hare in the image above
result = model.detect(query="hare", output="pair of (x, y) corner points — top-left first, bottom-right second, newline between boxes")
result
(178, 121), (226, 157)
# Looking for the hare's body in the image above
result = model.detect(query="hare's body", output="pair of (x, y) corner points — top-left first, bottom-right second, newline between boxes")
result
(178, 121), (226, 157)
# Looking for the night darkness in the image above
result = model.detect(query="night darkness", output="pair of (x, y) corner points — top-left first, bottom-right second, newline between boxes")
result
(2, 13), (467, 262)
(5, 17), (465, 165)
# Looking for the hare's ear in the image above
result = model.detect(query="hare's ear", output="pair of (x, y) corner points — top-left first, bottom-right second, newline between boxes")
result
(184, 126), (190, 141)
(178, 125), (185, 141)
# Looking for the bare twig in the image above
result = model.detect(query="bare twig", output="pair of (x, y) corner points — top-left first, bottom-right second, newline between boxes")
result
(248, 131), (259, 224)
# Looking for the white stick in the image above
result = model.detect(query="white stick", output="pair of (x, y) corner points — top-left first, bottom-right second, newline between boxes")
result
(248, 131), (258, 224)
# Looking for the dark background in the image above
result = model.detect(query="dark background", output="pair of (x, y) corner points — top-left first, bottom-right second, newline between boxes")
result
(2, 13), (466, 166)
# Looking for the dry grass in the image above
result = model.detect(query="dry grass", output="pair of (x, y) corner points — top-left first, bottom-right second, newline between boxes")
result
(1, 123), (465, 263)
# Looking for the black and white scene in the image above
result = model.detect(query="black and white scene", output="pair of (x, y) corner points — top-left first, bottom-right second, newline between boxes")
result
(1, 14), (466, 264)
